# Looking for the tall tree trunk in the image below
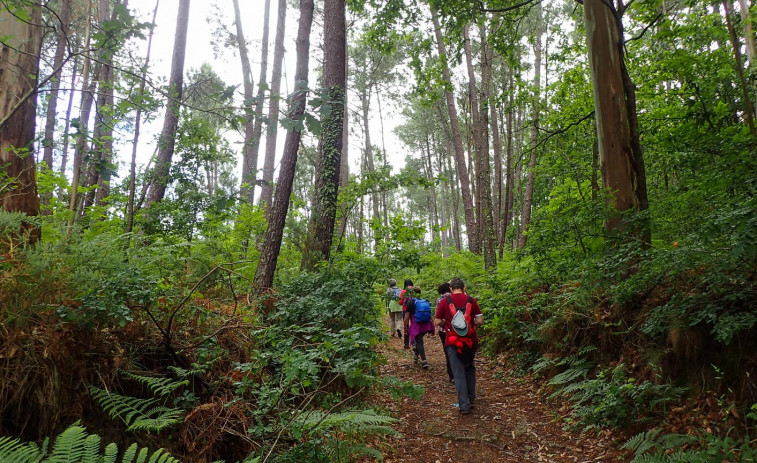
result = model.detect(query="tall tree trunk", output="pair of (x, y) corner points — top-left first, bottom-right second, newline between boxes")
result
(466, 23), (496, 269)
(446, 139), (462, 252)
(377, 90), (389, 228)
(146, 0), (191, 205)
(42, 0), (71, 171)
(247, 0), (272, 205)
(723, 0), (757, 136)
(0, 1), (42, 243)
(301, 0), (346, 270)
(260, 0), (287, 210)
(60, 55), (79, 175)
(583, 0), (643, 233)
(500, 71), (515, 257)
(338, 49), (350, 241)
(518, 14), (542, 249)
(490, 79), (503, 250)
(592, 120), (599, 200)
(234, 0), (258, 203)
(67, 0), (94, 230)
(127, 0), (159, 233)
(424, 136), (441, 249)
(737, 0), (757, 116)
(359, 87), (380, 251)
(431, 9), (478, 254)
(253, 0), (314, 291)
(93, 0), (118, 207)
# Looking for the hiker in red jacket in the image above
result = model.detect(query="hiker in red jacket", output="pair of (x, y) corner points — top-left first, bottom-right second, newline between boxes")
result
(434, 277), (484, 415)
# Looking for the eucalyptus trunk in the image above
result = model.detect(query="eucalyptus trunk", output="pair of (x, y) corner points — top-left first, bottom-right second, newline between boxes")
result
(42, 0), (71, 172)
(583, 0), (644, 233)
(518, 15), (542, 249)
(60, 55), (79, 175)
(0, 2), (42, 243)
(67, 1), (95, 229)
(466, 23), (496, 269)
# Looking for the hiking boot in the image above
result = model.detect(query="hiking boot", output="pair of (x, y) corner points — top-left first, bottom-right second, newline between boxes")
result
(460, 409), (471, 415)
(421, 360), (429, 369)
(413, 354), (419, 364)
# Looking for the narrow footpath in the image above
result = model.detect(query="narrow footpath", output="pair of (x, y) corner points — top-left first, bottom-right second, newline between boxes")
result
(369, 333), (625, 462)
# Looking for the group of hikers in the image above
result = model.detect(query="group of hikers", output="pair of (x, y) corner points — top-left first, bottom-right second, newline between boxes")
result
(385, 277), (484, 415)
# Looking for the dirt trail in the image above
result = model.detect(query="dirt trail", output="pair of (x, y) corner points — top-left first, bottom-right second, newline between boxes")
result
(369, 333), (625, 462)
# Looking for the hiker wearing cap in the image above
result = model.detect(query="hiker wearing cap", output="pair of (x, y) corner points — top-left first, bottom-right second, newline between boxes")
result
(434, 277), (484, 415)
(386, 279), (403, 338)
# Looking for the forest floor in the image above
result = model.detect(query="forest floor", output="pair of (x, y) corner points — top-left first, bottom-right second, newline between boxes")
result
(367, 330), (627, 462)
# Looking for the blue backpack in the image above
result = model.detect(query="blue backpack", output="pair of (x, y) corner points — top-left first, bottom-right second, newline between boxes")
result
(413, 298), (432, 323)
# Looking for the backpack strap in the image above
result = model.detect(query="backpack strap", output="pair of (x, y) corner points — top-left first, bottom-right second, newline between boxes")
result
(445, 295), (456, 313)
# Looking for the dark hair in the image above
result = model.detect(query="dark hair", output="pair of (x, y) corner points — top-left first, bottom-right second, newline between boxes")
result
(403, 278), (414, 288)
(437, 282), (450, 295)
(412, 286), (421, 295)
(449, 277), (465, 290)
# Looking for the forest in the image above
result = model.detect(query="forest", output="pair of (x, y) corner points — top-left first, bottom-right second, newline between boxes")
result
(1, 0), (756, 461)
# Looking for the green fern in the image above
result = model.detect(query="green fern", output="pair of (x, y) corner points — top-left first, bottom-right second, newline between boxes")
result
(0, 424), (179, 463)
(298, 409), (397, 436)
(120, 370), (189, 397)
(291, 409), (396, 462)
(623, 429), (696, 458)
(166, 365), (207, 379)
(88, 387), (183, 433)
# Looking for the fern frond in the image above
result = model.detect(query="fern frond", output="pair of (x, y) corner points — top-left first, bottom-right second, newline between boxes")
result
(548, 364), (591, 386)
(89, 386), (183, 433)
(0, 435), (42, 463)
(298, 409), (397, 434)
(45, 424), (89, 463)
(530, 356), (554, 375)
(623, 428), (696, 460)
(0, 424), (180, 463)
(167, 365), (206, 378)
(121, 370), (189, 397)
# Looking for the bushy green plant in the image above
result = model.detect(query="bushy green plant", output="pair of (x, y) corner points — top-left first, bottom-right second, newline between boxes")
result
(624, 429), (757, 463)
(553, 364), (686, 430)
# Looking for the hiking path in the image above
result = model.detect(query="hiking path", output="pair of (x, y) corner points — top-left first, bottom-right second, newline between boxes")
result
(368, 332), (626, 462)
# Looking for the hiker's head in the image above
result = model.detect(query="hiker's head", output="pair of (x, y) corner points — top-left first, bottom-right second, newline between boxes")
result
(412, 286), (422, 295)
(437, 282), (450, 295)
(388, 278), (397, 287)
(404, 278), (414, 288)
(449, 277), (465, 292)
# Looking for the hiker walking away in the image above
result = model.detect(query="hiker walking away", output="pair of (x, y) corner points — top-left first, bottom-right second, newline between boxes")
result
(386, 279), (403, 338)
(435, 277), (484, 415)
(398, 278), (414, 349)
(435, 282), (454, 382)
(404, 286), (435, 369)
